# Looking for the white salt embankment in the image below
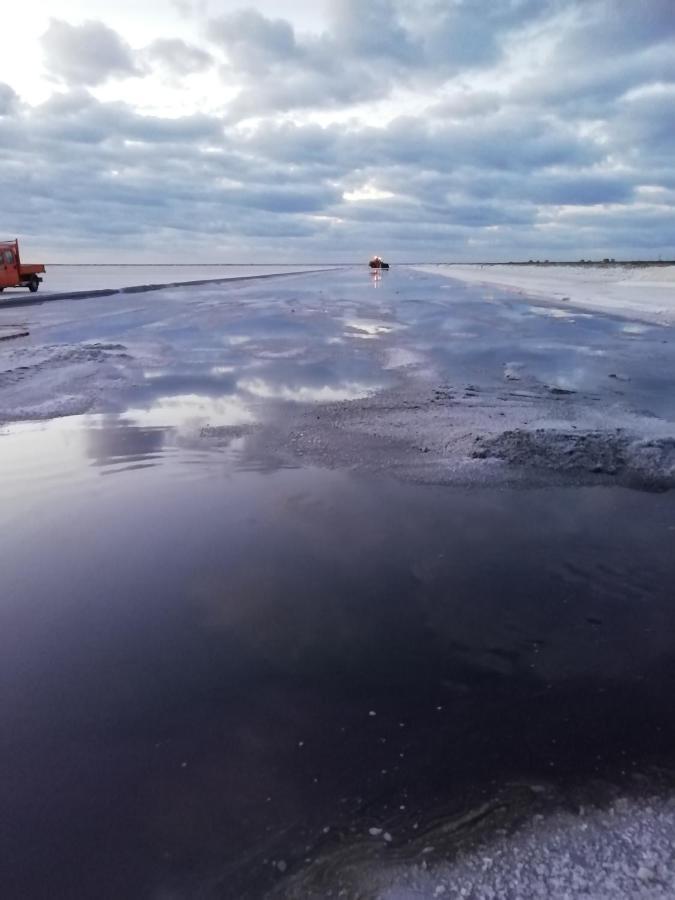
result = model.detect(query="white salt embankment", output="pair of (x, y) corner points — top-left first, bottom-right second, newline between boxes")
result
(413, 264), (675, 325)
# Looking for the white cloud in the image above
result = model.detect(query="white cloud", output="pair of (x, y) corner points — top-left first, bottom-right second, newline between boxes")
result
(41, 19), (141, 86)
(143, 38), (214, 76)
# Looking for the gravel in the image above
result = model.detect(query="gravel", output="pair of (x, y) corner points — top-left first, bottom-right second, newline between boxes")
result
(377, 795), (675, 899)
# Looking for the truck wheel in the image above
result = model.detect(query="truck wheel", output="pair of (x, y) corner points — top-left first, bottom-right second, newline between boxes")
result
(28, 275), (39, 293)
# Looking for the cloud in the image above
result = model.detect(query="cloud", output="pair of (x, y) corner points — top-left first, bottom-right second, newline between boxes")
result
(143, 39), (213, 76)
(41, 19), (140, 87)
(558, 0), (675, 57)
(0, 83), (18, 116)
(512, 0), (675, 112)
(330, 0), (420, 64)
(206, 0), (439, 118)
(2, 1), (672, 261)
(616, 85), (675, 153)
(210, 9), (299, 73)
(4, 90), (224, 146)
(433, 90), (503, 119)
(203, 1), (570, 122)
(414, 0), (562, 69)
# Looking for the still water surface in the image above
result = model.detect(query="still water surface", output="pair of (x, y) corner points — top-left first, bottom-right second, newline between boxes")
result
(2, 416), (675, 898)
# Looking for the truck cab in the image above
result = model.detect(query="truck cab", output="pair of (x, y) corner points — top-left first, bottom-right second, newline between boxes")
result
(0, 239), (45, 293)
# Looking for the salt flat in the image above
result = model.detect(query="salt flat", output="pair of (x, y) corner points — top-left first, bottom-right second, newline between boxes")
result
(413, 263), (675, 324)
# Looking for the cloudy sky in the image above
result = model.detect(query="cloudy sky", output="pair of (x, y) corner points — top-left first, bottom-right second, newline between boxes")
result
(1, 0), (674, 262)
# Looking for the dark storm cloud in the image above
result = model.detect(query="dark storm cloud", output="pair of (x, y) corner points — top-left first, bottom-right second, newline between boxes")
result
(2, 0), (674, 260)
(41, 19), (141, 87)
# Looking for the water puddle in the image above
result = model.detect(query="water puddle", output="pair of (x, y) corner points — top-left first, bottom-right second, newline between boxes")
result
(238, 377), (376, 402)
(119, 393), (255, 429)
(343, 318), (403, 339)
(527, 305), (582, 319)
(1, 423), (675, 898)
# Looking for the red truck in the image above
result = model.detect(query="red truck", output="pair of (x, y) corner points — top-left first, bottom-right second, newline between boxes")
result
(0, 239), (45, 293)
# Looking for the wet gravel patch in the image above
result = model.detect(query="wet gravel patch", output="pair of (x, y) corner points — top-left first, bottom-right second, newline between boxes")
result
(253, 376), (675, 492)
(479, 430), (675, 492)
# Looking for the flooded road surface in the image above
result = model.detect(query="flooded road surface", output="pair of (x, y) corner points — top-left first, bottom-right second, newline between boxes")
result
(2, 266), (674, 487)
(2, 418), (675, 899)
(2, 269), (675, 898)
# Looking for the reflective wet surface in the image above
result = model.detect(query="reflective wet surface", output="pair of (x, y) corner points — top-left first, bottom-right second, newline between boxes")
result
(2, 415), (675, 898)
(4, 266), (675, 427)
(2, 269), (675, 899)
(404, 275), (675, 417)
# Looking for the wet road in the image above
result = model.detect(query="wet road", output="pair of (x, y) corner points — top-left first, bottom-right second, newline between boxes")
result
(1, 268), (675, 898)
(3, 265), (675, 419)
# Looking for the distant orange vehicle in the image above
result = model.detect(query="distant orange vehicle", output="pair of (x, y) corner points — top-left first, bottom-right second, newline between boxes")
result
(369, 256), (390, 270)
(0, 239), (45, 293)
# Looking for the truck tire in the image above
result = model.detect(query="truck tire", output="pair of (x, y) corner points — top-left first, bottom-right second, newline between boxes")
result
(28, 275), (39, 293)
